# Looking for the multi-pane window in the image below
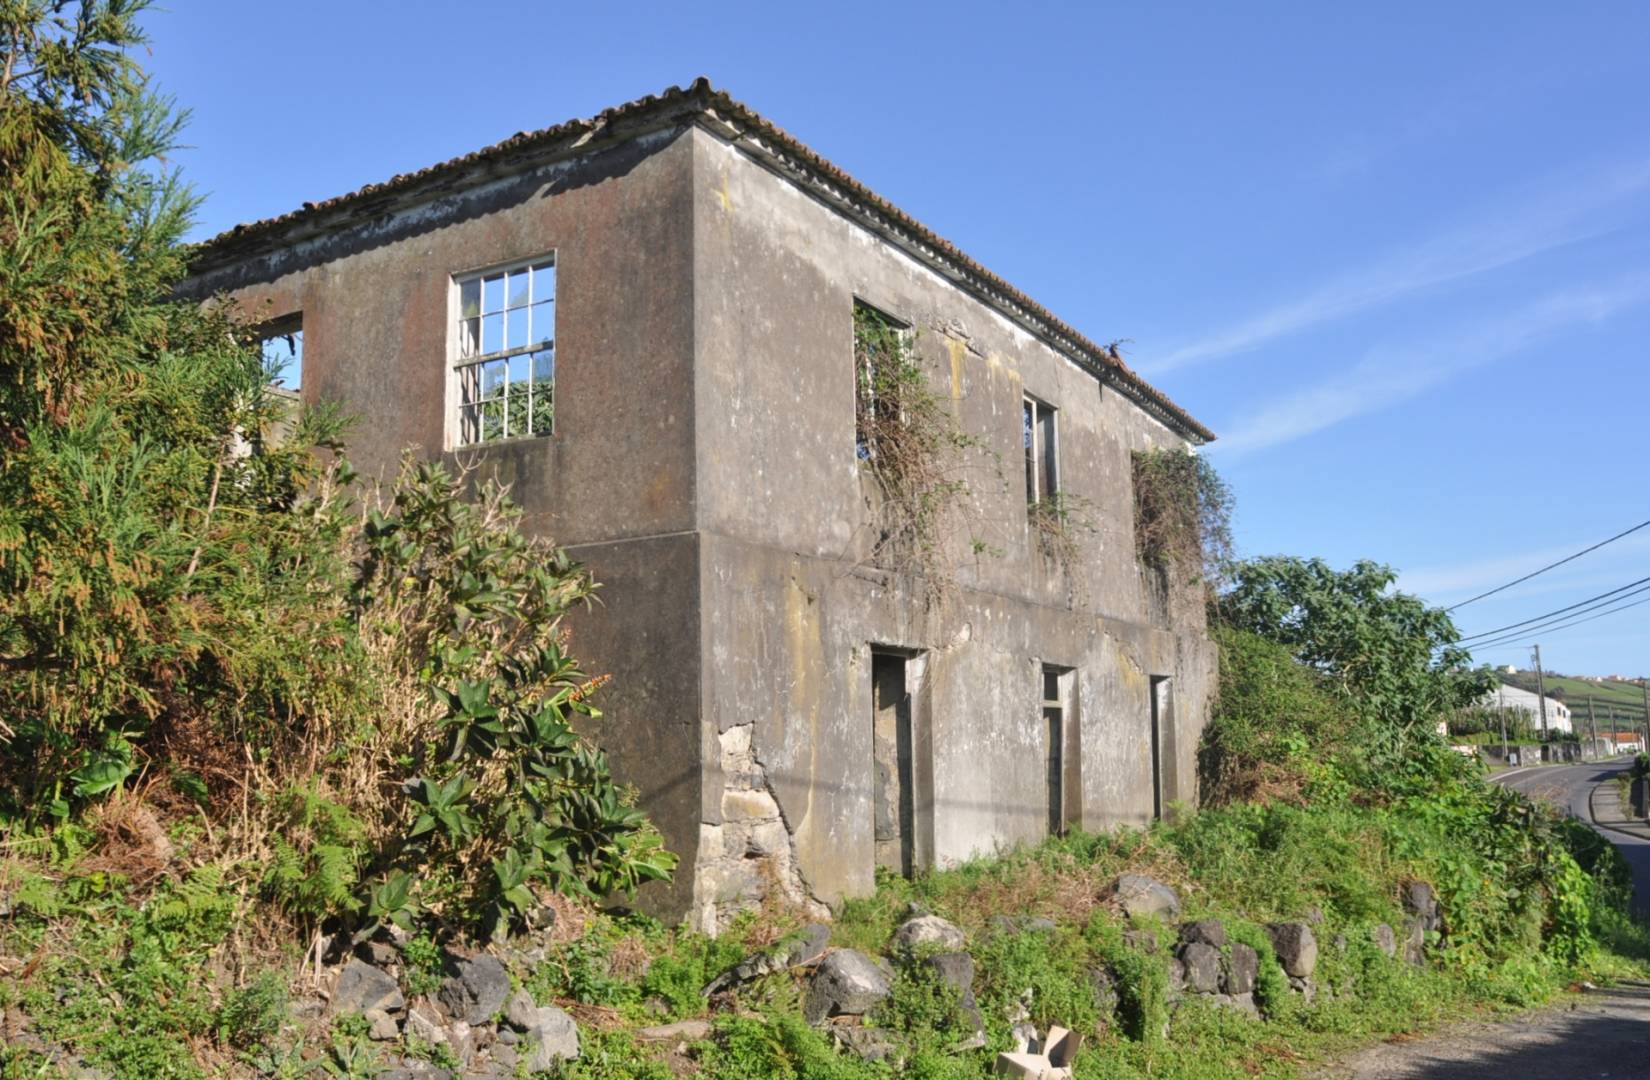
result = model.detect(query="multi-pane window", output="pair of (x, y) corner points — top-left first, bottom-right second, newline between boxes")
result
(1023, 396), (1058, 505)
(259, 315), (303, 390)
(454, 257), (555, 446)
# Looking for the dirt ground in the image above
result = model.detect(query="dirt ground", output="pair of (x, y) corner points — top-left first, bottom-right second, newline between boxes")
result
(1319, 980), (1650, 1078)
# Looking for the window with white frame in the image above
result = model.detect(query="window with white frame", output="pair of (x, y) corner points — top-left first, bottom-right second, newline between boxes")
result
(453, 256), (555, 446)
(1023, 395), (1058, 506)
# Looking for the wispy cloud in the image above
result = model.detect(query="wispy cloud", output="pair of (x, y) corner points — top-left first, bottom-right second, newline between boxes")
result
(1211, 273), (1650, 456)
(1399, 535), (1650, 599)
(1142, 158), (1650, 374)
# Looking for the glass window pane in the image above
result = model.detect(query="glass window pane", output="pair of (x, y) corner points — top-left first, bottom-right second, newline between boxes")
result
(459, 362), (481, 407)
(460, 279), (481, 319)
(531, 348), (554, 384)
(508, 269), (532, 309)
(507, 306), (528, 350)
(458, 317), (480, 360)
(481, 312), (503, 355)
(530, 300), (554, 345)
(481, 358), (506, 399)
(532, 263), (556, 306)
(481, 398), (504, 442)
(482, 273), (505, 314)
(508, 353), (531, 385)
(1040, 408), (1058, 495)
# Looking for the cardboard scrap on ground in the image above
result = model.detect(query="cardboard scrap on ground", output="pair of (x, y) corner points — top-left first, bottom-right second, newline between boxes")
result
(995, 1025), (1081, 1079)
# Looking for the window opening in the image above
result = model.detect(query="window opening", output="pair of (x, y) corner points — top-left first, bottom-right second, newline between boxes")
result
(454, 257), (555, 446)
(1042, 665), (1066, 836)
(1024, 396), (1058, 505)
(259, 315), (303, 391)
(854, 300), (909, 461)
(872, 650), (917, 877)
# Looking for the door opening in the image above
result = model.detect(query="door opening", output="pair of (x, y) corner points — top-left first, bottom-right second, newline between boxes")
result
(872, 651), (916, 877)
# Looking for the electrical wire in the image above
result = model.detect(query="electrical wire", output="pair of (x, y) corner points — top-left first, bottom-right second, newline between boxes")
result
(1465, 592), (1650, 652)
(1456, 574), (1650, 643)
(1445, 516), (1650, 611)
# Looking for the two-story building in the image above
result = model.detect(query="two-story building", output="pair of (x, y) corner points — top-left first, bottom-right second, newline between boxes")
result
(181, 80), (1218, 933)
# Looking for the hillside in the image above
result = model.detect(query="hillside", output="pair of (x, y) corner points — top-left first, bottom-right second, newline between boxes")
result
(1497, 671), (1648, 730)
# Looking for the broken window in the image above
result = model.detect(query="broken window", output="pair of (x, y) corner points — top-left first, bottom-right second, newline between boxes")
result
(453, 257), (555, 446)
(854, 300), (909, 460)
(259, 315), (303, 390)
(1024, 395), (1058, 506)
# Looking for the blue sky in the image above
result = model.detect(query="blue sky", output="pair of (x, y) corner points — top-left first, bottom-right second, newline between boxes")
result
(147, 2), (1650, 677)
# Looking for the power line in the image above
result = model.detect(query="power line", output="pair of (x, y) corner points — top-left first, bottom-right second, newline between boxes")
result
(1466, 592), (1650, 652)
(1457, 574), (1650, 642)
(1446, 516), (1650, 612)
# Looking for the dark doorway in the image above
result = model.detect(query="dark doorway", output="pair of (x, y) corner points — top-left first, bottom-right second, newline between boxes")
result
(872, 651), (916, 876)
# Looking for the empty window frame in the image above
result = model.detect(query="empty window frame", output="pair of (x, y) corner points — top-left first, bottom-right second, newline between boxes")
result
(854, 300), (910, 461)
(453, 257), (555, 446)
(259, 315), (303, 390)
(1023, 396), (1058, 505)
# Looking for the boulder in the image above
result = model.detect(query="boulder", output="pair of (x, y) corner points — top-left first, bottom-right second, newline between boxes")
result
(703, 922), (832, 995)
(520, 1004), (580, 1070)
(1179, 919), (1226, 949)
(333, 959), (405, 1016)
(990, 915), (1057, 936)
(373, 1067), (453, 1080)
(1113, 874), (1181, 919)
(927, 951), (985, 1043)
(1088, 968), (1118, 1026)
(1121, 929), (1160, 954)
(892, 914), (966, 953)
(1403, 881), (1440, 929)
(405, 1004), (447, 1046)
(437, 954), (510, 1024)
(1372, 923), (1397, 958)
(803, 949), (892, 1024)
(1176, 943), (1221, 994)
(1224, 943), (1258, 996)
(1402, 917), (1427, 966)
(832, 1025), (902, 1064)
(365, 1008), (400, 1041)
(1266, 923), (1318, 978)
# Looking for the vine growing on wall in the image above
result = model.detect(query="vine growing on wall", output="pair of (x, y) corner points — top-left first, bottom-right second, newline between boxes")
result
(1131, 446), (1233, 588)
(854, 303), (995, 601)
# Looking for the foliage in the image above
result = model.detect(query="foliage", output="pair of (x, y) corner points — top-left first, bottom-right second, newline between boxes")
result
(0, 0), (674, 952)
(853, 302), (995, 601)
(1131, 446), (1233, 587)
(1197, 625), (1344, 806)
(1216, 556), (1493, 744)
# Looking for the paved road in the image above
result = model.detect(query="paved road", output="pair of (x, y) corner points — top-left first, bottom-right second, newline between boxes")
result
(1496, 759), (1650, 919)
(1324, 759), (1650, 1078)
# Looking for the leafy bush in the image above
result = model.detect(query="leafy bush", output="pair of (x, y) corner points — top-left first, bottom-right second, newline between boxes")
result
(1130, 446), (1233, 586)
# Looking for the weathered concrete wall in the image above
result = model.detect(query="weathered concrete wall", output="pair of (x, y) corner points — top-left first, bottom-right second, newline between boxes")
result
(689, 125), (1216, 927)
(183, 128), (710, 921)
(181, 111), (1215, 930)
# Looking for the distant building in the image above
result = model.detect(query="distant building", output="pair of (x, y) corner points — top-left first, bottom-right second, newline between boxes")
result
(1481, 684), (1571, 735)
(1500, 665), (1518, 675)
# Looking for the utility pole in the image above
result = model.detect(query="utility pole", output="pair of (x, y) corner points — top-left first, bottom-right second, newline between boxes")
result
(1498, 685), (1509, 763)
(1587, 696), (1599, 762)
(1609, 702), (1617, 757)
(1532, 645), (1551, 759)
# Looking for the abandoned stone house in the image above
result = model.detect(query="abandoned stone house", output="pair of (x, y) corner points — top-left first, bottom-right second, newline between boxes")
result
(181, 80), (1218, 934)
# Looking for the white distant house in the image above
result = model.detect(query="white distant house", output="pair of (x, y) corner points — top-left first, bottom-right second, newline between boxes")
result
(1481, 684), (1571, 734)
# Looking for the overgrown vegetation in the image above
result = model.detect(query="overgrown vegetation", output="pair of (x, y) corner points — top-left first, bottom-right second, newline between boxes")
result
(1130, 446), (1233, 588)
(853, 303), (995, 601)
(0, 0), (667, 971)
